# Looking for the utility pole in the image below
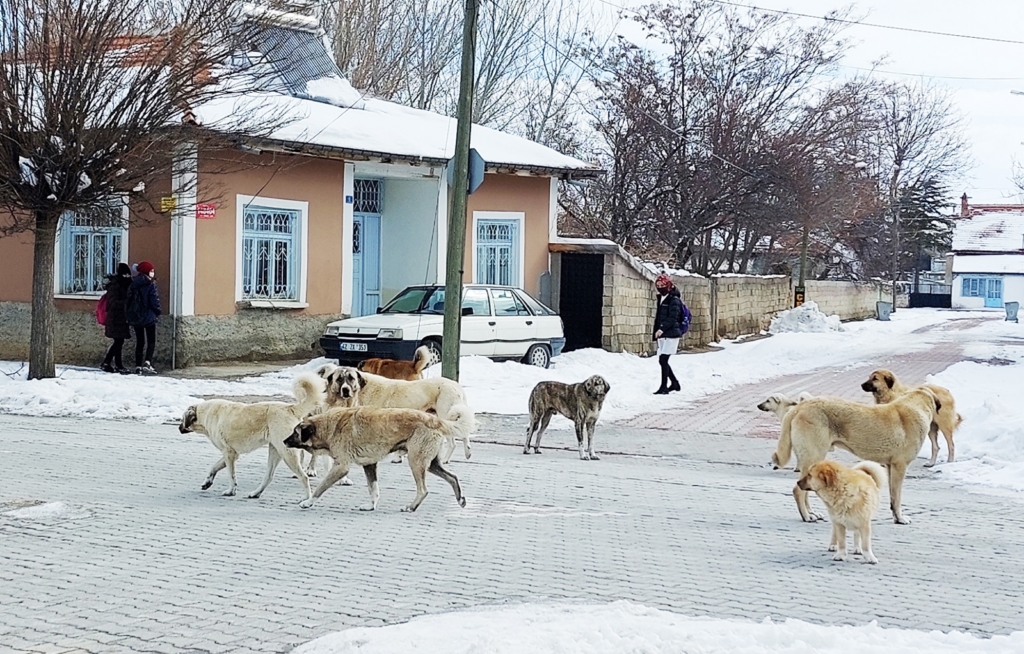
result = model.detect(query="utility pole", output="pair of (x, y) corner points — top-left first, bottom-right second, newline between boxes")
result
(890, 164), (901, 313)
(441, 0), (478, 382)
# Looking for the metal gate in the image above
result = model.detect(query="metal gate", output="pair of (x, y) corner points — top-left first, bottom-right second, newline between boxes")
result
(558, 253), (604, 352)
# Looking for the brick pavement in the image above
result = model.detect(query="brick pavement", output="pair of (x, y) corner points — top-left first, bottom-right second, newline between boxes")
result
(2, 315), (1023, 652)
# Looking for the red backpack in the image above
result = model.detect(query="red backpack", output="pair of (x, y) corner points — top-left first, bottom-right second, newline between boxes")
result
(95, 292), (109, 326)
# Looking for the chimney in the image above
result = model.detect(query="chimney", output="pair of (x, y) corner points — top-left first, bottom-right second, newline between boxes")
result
(960, 193), (969, 217)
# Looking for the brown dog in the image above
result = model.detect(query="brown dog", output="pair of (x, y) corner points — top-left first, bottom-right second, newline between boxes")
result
(524, 375), (610, 460)
(357, 346), (431, 381)
(861, 369), (961, 467)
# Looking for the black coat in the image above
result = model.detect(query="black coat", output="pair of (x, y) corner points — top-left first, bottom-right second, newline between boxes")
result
(128, 274), (162, 327)
(654, 286), (684, 339)
(103, 275), (132, 339)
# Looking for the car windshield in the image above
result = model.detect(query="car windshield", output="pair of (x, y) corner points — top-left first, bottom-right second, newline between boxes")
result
(378, 286), (493, 315)
(379, 287), (442, 314)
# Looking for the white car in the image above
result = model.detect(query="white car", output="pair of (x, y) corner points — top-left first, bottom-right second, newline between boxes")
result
(320, 284), (565, 368)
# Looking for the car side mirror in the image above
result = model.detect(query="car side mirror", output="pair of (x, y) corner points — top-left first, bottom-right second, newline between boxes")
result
(462, 307), (474, 316)
(375, 306), (383, 314)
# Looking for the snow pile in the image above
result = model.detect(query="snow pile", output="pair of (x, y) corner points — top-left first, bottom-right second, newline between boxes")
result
(929, 355), (1024, 493)
(769, 301), (843, 334)
(1, 501), (87, 521)
(292, 601), (1024, 654)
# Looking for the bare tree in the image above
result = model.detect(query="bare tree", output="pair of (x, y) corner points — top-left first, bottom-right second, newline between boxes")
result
(0, 0), (283, 379)
(327, 0), (416, 99)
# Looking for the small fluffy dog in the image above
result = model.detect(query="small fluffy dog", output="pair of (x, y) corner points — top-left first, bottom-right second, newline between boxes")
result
(357, 345), (432, 381)
(319, 364), (472, 463)
(797, 460), (887, 564)
(773, 388), (940, 524)
(284, 405), (474, 512)
(524, 375), (610, 460)
(178, 373), (325, 500)
(861, 369), (961, 467)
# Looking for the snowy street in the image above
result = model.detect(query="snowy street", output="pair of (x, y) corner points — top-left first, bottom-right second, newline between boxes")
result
(2, 308), (1024, 652)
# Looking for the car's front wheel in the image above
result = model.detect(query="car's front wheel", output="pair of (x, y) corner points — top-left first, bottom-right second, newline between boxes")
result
(523, 343), (551, 368)
(420, 339), (443, 368)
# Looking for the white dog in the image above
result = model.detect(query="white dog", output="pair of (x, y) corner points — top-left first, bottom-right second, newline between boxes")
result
(178, 373), (325, 501)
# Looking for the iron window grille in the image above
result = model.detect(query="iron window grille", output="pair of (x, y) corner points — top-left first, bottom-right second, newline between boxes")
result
(58, 203), (126, 295)
(242, 205), (300, 300)
(476, 219), (520, 287)
(353, 179), (383, 214)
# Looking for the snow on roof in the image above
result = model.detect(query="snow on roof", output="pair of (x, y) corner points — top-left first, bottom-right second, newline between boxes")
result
(194, 91), (600, 175)
(952, 211), (1024, 252)
(951, 254), (1024, 274)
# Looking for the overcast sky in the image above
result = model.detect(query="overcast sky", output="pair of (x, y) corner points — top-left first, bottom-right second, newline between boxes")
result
(595, 0), (1024, 207)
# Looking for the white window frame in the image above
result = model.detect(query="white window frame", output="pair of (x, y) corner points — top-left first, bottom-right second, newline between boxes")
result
(52, 201), (129, 299)
(472, 211), (525, 289)
(235, 194), (309, 307)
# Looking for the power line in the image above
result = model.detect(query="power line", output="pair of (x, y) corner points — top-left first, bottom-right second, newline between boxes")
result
(593, 0), (1024, 46)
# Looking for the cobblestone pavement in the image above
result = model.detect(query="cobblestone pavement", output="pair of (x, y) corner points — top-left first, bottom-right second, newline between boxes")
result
(3, 317), (1024, 653)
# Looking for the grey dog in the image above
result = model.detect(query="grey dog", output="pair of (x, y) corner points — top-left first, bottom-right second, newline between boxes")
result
(524, 375), (610, 460)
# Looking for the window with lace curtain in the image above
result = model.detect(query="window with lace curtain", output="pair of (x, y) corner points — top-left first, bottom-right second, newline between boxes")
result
(57, 201), (127, 296)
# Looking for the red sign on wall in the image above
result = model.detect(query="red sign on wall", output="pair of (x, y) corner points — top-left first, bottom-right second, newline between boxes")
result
(196, 203), (216, 220)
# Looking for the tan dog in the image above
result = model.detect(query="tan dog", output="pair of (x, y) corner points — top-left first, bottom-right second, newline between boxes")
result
(357, 346), (431, 381)
(773, 388), (940, 525)
(757, 392), (813, 423)
(321, 365), (473, 463)
(798, 460), (887, 564)
(284, 405), (473, 512)
(178, 374), (325, 501)
(861, 369), (961, 467)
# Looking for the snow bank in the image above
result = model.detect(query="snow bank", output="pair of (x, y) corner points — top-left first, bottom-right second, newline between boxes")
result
(929, 355), (1024, 494)
(292, 601), (1024, 654)
(769, 301), (843, 334)
(1, 501), (89, 521)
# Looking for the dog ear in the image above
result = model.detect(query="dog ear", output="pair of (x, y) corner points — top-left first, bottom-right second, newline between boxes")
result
(300, 422), (316, 442)
(356, 361), (366, 371)
(817, 463), (838, 488)
(883, 372), (895, 389)
(183, 406), (197, 429)
(357, 371), (367, 388)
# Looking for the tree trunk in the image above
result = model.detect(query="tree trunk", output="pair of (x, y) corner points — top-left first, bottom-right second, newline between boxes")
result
(28, 211), (59, 380)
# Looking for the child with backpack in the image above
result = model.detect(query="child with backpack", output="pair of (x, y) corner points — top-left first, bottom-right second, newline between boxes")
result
(125, 261), (161, 375)
(98, 263), (133, 373)
(652, 273), (691, 395)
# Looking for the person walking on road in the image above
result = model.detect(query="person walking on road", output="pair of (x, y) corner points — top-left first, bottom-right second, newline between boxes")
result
(100, 263), (133, 374)
(653, 273), (683, 395)
(126, 261), (161, 375)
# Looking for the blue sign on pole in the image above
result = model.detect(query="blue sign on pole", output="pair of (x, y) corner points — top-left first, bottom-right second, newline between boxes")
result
(448, 148), (486, 195)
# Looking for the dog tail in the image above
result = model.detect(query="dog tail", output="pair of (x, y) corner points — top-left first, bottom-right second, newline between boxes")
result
(442, 402), (476, 460)
(955, 413), (963, 430)
(853, 460), (887, 490)
(412, 346), (431, 375)
(797, 392), (813, 402)
(772, 413), (793, 469)
(292, 372), (327, 416)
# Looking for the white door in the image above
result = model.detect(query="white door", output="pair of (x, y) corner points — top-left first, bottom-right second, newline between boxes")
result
(458, 287), (496, 356)
(489, 288), (535, 357)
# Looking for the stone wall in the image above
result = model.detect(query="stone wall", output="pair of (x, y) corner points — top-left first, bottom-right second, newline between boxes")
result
(671, 275), (713, 347)
(602, 253), (657, 354)
(803, 280), (892, 321)
(0, 301), (339, 369)
(711, 275), (791, 339)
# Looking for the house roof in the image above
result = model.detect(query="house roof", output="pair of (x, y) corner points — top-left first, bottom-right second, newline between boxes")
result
(951, 254), (1024, 274)
(194, 92), (601, 177)
(195, 6), (602, 178)
(951, 211), (1024, 253)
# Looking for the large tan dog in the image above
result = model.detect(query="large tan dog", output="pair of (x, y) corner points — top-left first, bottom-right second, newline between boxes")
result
(178, 374), (325, 501)
(284, 405), (473, 512)
(861, 369), (961, 467)
(320, 365), (472, 462)
(773, 387), (941, 525)
(357, 346), (431, 381)
(797, 460), (887, 564)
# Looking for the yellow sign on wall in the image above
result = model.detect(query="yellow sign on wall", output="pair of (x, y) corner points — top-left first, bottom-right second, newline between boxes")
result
(160, 196), (177, 213)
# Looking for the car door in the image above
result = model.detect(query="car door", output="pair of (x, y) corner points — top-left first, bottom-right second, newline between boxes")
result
(489, 288), (535, 357)
(458, 288), (496, 356)
(515, 288), (562, 343)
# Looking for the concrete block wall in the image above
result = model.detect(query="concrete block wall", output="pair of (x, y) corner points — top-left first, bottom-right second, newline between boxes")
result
(711, 275), (791, 339)
(672, 275), (713, 347)
(603, 254), (658, 353)
(803, 280), (892, 320)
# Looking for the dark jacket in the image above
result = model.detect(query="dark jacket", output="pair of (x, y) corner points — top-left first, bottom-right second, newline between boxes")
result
(654, 286), (684, 339)
(103, 274), (132, 339)
(128, 274), (162, 327)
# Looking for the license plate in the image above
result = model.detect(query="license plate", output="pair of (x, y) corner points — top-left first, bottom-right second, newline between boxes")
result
(340, 342), (368, 352)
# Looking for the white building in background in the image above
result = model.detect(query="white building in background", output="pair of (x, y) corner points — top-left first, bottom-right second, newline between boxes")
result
(950, 195), (1024, 309)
